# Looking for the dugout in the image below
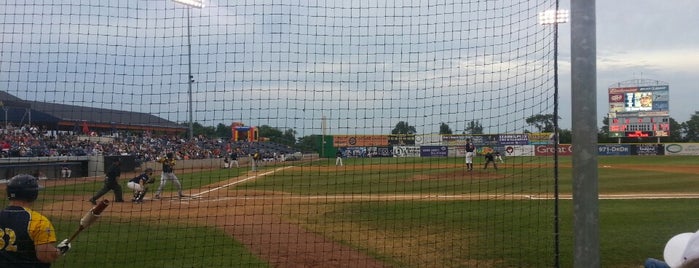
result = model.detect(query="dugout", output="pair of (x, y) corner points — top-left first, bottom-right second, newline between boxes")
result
(0, 158), (89, 180)
(102, 155), (138, 173)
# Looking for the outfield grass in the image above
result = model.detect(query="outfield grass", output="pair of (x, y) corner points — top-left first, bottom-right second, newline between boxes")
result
(50, 219), (267, 268)
(3, 155), (698, 267)
(263, 156), (699, 267)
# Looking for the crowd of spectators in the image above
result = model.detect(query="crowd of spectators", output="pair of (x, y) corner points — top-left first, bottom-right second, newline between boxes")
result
(0, 124), (298, 163)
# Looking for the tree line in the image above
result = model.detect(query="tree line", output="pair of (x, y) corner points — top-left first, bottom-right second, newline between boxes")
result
(185, 112), (699, 154)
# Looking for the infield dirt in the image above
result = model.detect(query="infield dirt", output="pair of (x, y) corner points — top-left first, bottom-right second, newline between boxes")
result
(40, 162), (699, 267)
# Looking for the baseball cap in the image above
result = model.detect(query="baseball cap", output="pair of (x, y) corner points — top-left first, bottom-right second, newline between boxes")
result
(664, 230), (699, 267)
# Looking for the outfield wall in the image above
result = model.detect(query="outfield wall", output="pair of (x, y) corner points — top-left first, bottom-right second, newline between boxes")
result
(337, 143), (699, 157)
(330, 134), (699, 157)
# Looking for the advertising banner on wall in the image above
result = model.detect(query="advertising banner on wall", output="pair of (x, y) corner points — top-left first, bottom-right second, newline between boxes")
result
(665, 143), (699, 156)
(333, 135), (388, 147)
(420, 146), (449, 157)
(498, 134), (529, 145)
(597, 144), (631, 156)
(442, 135), (469, 145)
(393, 146), (421, 157)
(469, 135), (499, 146)
(528, 133), (554, 145)
(367, 146), (393, 157)
(451, 146), (466, 157)
(534, 144), (573, 156)
(388, 135), (416, 145)
(343, 147), (368, 158)
(503, 145), (535, 156)
(631, 144), (664, 155)
(415, 135), (442, 145)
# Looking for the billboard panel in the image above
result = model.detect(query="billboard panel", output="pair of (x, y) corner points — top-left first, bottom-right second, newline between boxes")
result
(420, 146), (449, 157)
(393, 146), (421, 157)
(665, 143), (699, 156)
(503, 145), (535, 156)
(608, 82), (670, 137)
(534, 144), (573, 156)
(333, 135), (388, 147)
(598, 144), (631, 156)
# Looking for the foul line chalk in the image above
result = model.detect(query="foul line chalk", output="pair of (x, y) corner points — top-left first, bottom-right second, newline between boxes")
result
(193, 166), (294, 198)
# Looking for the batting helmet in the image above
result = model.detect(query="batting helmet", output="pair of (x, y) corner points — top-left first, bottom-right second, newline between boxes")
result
(145, 168), (154, 174)
(6, 174), (40, 202)
(166, 152), (174, 159)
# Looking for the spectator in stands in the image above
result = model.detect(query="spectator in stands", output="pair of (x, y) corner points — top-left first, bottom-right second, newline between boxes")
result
(0, 125), (297, 171)
(645, 230), (699, 268)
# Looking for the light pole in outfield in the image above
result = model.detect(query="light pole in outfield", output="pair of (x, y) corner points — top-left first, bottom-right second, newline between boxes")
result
(172, 0), (203, 139)
(539, 7), (568, 268)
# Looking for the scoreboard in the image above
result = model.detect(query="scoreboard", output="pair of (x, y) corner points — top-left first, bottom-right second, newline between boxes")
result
(608, 82), (669, 138)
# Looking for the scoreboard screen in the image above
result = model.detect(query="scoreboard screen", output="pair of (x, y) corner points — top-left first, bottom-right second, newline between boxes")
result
(608, 83), (669, 137)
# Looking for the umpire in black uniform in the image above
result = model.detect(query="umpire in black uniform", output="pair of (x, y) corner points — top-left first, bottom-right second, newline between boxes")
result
(89, 158), (125, 204)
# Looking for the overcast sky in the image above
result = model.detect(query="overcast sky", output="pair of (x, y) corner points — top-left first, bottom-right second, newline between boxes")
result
(557, 0), (699, 129)
(1, 0), (697, 137)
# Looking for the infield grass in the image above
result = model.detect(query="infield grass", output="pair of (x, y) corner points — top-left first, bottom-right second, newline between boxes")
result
(7, 155), (699, 267)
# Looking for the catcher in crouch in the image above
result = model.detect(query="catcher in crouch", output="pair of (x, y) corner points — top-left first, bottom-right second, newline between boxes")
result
(127, 168), (154, 203)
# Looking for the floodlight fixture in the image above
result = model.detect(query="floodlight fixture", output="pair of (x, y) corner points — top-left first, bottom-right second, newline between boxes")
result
(539, 9), (569, 25)
(172, 0), (203, 139)
(540, 7), (568, 268)
(173, 0), (203, 8)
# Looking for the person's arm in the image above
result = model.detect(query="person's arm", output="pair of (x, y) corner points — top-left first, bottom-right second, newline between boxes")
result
(30, 213), (66, 263)
(35, 243), (60, 263)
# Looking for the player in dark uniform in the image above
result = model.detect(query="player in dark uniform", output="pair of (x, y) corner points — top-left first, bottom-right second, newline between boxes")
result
(230, 149), (240, 168)
(484, 151), (498, 170)
(89, 158), (124, 205)
(127, 168), (154, 203)
(465, 138), (476, 171)
(494, 151), (504, 163)
(0, 174), (71, 267)
(335, 150), (343, 166)
(223, 156), (230, 169)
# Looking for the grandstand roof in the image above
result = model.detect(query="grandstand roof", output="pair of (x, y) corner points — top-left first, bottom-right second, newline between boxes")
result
(0, 91), (186, 133)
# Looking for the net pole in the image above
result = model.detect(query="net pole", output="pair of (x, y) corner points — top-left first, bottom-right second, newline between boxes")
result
(571, 0), (600, 267)
(553, 3), (561, 266)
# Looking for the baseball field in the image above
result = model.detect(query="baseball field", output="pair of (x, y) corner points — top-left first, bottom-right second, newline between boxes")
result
(5, 155), (699, 268)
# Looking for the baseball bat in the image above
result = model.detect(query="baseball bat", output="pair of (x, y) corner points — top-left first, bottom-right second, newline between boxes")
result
(66, 199), (110, 243)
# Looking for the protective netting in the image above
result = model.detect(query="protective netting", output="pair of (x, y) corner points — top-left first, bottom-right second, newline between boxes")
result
(1, 0), (558, 267)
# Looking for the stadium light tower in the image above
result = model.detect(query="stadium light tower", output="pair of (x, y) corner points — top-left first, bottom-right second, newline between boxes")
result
(539, 7), (568, 268)
(172, 0), (203, 139)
